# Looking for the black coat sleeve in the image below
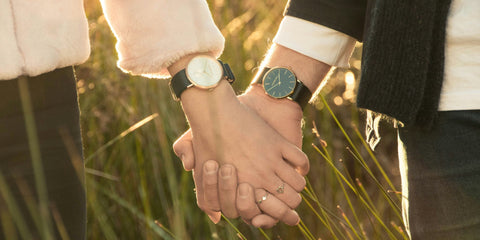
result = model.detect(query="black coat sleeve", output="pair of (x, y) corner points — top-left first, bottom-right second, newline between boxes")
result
(285, 0), (368, 41)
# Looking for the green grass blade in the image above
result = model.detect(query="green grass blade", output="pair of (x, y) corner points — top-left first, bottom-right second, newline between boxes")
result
(391, 221), (409, 240)
(85, 113), (158, 164)
(334, 175), (363, 240)
(338, 159), (368, 238)
(0, 171), (32, 239)
(319, 95), (363, 167)
(221, 214), (248, 240)
(298, 219), (315, 240)
(91, 182), (175, 239)
(301, 194), (344, 240)
(257, 228), (270, 240)
(353, 127), (399, 195)
(345, 148), (402, 221)
(313, 143), (400, 239)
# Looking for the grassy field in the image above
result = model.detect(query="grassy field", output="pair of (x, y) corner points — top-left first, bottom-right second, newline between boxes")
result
(77, 0), (407, 239)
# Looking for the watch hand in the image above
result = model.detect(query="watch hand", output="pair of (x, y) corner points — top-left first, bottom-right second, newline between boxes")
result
(206, 62), (213, 76)
(266, 81), (280, 92)
(201, 60), (209, 75)
(272, 75), (279, 85)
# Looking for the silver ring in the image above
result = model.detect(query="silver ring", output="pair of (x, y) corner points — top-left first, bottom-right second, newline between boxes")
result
(276, 183), (285, 194)
(256, 193), (269, 204)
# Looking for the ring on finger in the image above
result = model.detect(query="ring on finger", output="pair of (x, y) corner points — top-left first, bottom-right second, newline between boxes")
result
(256, 193), (269, 204)
(276, 183), (285, 194)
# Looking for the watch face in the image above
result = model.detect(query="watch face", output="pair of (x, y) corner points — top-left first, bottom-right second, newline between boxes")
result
(186, 55), (223, 88)
(263, 67), (296, 98)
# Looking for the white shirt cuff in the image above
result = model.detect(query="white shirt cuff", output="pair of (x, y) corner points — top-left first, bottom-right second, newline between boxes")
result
(273, 16), (357, 68)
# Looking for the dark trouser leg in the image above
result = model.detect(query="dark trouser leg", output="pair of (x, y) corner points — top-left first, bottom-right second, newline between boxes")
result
(398, 111), (480, 240)
(0, 67), (86, 239)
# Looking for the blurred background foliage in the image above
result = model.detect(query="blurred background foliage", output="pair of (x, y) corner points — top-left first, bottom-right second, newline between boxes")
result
(78, 0), (403, 239)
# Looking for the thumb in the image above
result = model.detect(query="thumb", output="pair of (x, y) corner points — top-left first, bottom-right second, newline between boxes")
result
(173, 129), (195, 171)
(193, 169), (222, 224)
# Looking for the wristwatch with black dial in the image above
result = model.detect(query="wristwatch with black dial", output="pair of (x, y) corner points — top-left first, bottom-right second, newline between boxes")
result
(255, 67), (312, 109)
(169, 55), (235, 101)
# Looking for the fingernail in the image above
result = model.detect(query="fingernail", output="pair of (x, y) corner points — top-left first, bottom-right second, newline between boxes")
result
(220, 165), (233, 178)
(205, 162), (218, 174)
(238, 184), (250, 198)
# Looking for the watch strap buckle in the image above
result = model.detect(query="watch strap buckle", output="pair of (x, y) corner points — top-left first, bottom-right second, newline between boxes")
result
(218, 60), (235, 83)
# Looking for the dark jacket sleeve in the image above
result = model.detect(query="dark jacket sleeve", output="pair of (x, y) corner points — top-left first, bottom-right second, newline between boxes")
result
(285, 0), (368, 41)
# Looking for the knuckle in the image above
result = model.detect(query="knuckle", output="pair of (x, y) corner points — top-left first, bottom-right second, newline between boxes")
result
(237, 201), (255, 212)
(277, 207), (290, 220)
(237, 203), (258, 218)
(283, 192), (302, 209)
(220, 182), (236, 191)
(204, 176), (218, 186)
(206, 202), (220, 210)
(224, 210), (239, 219)
(204, 182), (217, 191)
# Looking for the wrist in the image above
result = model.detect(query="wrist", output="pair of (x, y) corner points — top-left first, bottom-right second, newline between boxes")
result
(259, 44), (331, 93)
(169, 52), (238, 127)
(181, 80), (238, 128)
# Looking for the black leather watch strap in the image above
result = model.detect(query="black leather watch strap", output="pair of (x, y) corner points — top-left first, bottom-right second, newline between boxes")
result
(169, 60), (235, 101)
(170, 69), (192, 101)
(289, 79), (312, 109)
(255, 67), (312, 109)
(219, 60), (235, 84)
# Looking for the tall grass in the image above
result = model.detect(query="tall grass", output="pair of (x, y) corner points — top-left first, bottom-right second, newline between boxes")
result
(1, 0), (405, 239)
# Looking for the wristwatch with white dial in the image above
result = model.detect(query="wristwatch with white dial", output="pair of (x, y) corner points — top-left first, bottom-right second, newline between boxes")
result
(170, 55), (235, 101)
(255, 67), (312, 109)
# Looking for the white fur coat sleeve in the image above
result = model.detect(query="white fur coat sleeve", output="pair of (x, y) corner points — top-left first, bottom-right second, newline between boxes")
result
(100, 0), (225, 78)
(0, 0), (90, 80)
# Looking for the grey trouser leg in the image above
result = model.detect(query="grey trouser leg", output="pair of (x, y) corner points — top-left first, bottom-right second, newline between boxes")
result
(398, 110), (480, 240)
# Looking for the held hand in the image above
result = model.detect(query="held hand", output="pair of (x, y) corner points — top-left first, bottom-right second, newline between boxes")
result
(173, 84), (308, 227)
(172, 84), (306, 171)
(174, 133), (303, 227)
(184, 87), (306, 205)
